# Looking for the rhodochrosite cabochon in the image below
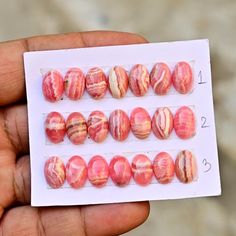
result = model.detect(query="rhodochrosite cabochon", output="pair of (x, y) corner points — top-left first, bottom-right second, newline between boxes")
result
(42, 70), (64, 102)
(45, 112), (66, 144)
(86, 67), (107, 99)
(64, 68), (85, 100)
(108, 66), (129, 98)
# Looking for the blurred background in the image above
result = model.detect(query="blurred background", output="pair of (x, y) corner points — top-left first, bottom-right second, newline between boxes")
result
(0, 0), (235, 235)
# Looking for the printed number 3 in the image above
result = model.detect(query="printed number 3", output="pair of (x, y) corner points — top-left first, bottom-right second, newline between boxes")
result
(202, 159), (211, 173)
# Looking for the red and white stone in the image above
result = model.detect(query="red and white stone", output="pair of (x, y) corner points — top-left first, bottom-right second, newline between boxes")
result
(88, 155), (109, 187)
(172, 62), (193, 94)
(86, 67), (107, 99)
(66, 112), (87, 144)
(174, 106), (196, 139)
(45, 112), (66, 144)
(44, 156), (66, 188)
(64, 68), (85, 100)
(42, 70), (64, 102)
(152, 107), (173, 139)
(153, 152), (174, 184)
(66, 155), (87, 188)
(150, 63), (172, 95)
(130, 107), (151, 139)
(175, 150), (198, 183)
(87, 111), (109, 143)
(131, 154), (153, 186)
(108, 66), (129, 98)
(109, 155), (132, 186)
(109, 109), (130, 141)
(129, 64), (150, 96)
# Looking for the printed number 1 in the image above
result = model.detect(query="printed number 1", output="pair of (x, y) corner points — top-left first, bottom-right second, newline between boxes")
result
(198, 71), (207, 84)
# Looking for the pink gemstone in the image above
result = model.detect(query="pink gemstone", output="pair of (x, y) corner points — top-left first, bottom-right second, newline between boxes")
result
(87, 111), (109, 143)
(175, 150), (198, 183)
(152, 107), (174, 139)
(64, 68), (85, 100)
(88, 155), (109, 187)
(86, 67), (107, 99)
(66, 112), (87, 144)
(153, 152), (174, 184)
(42, 70), (64, 102)
(109, 109), (130, 141)
(174, 106), (196, 139)
(150, 63), (172, 95)
(44, 156), (66, 188)
(129, 64), (150, 96)
(45, 112), (66, 144)
(172, 62), (193, 94)
(109, 156), (132, 186)
(66, 155), (87, 188)
(130, 107), (151, 139)
(108, 66), (129, 98)
(131, 154), (153, 186)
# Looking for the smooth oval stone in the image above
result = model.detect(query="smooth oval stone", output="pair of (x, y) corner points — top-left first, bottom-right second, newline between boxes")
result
(88, 155), (109, 187)
(45, 111), (66, 144)
(153, 152), (175, 184)
(42, 70), (64, 102)
(64, 67), (85, 100)
(44, 156), (66, 188)
(175, 150), (198, 183)
(66, 155), (87, 188)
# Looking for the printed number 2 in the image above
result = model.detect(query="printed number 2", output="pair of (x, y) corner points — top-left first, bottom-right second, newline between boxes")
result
(202, 159), (211, 173)
(198, 71), (206, 84)
(201, 116), (210, 128)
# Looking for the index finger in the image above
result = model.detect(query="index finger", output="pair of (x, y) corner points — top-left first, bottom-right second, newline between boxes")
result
(0, 31), (148, 106)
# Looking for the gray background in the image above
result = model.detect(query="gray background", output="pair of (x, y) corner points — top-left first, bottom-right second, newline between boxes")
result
(1, 0), (235, 235)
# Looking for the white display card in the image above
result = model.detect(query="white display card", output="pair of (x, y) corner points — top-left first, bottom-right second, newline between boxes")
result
(24, 39), (221, 206)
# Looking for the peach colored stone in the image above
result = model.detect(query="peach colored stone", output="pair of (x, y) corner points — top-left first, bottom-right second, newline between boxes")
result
(64, 68), (85, 100)
(109, 109), (130, 141)
(130, 107), (151, 139)
(150, 63), (172, 95)
(172, 62), (193, 94)
(129, 64), (150, 96)
(66, 155), (87, 188)
(175, 150), (198, 183)
(44, 156), (66, 188)
(87, 111), (109, 143)
(66, 112), (87, 144)
(131, 154), (153, 186)
(174, 106), (196, 139)
(86, 67), (107, 99)
(153, 152), (174, 184)
(108, 66), (129, 98)
(42, 70), (64, 102)
(152, 107), (174, 139)
(88, 155), (109, 187)
(109, 155), (132, 186)
(45, 112), (66, 144)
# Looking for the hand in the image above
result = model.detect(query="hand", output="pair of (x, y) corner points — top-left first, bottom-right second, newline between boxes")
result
(0, 31), (149, 236)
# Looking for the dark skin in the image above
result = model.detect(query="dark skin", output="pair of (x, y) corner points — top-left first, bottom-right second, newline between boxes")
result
(0, 31), (150, 236)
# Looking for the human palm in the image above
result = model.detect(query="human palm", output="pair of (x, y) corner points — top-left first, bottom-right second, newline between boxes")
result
(0, 31), (149, 236)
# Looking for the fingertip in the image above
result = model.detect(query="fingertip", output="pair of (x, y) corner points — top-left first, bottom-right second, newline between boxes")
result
(83, 201), (150, 236)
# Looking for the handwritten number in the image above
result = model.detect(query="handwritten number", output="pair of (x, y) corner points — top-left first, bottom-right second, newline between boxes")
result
(198, 70), (206, 84)
(201, 116), (210, 128)
(202, 159), (211, 173)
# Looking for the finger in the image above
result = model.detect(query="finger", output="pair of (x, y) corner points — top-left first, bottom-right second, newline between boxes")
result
(0, 155), (30, 218)
(0, 202), (149, 236)
(0, 105), (28, 155)
(0, 31), (148, 105)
